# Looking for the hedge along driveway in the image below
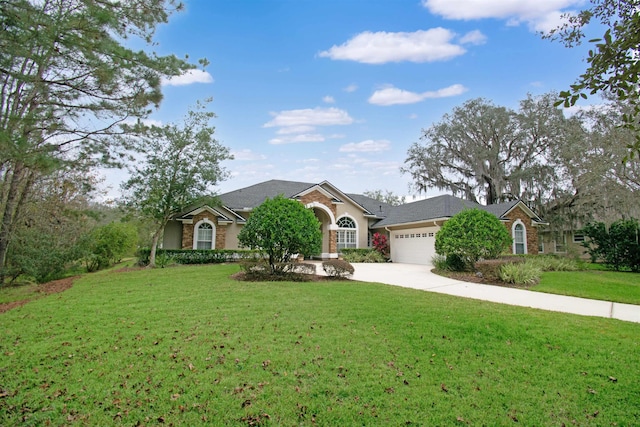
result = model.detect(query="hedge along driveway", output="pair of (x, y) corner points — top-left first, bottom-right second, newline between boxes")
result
(348, 263), (640, 323)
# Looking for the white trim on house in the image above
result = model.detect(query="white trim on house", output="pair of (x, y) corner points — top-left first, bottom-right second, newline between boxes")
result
(193, 219), (216, 250)
(336, 214), (358, 251)
(512, 219), (527, 254)
(305, 201), (337, 225)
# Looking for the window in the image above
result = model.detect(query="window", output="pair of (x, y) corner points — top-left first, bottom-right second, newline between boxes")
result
(538, 235), (544, 253)
(554, 232), (567, 253)
(573, 234), (585, 243)
(336, 216), (357, 250)
(428, 232), (434, 237)
(512, 221), (527, 254)
(195, 222), (214, 249)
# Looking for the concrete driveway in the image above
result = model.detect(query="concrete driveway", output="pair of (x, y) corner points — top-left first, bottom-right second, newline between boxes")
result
(347, 263), (640, 324)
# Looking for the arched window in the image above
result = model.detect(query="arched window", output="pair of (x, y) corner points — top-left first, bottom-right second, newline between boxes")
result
(194, 221), (215, 249)
(336, 216), (357, 251)
(512, 221), (526, 254)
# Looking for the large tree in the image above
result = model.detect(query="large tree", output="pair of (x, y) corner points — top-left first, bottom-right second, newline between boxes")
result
(0, 0), (195, 279)
(403, 93), (576, 205)
(545, 0), (640, 155)
(363, 189), (405, 206)
(120, 101), (232, 267)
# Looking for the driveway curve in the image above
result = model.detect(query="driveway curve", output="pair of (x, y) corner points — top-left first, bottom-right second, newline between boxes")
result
(349, 263), (640, 324)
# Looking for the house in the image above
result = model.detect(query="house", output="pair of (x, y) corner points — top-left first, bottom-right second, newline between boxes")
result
(162, 179), (545, 265)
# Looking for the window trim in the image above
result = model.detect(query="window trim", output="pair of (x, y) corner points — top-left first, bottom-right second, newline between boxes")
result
(336, 215), (357, 251)
(512, 220), (527, 255)
(193, 219), (215, 250)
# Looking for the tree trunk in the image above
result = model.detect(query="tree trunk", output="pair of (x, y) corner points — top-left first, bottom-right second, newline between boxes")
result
(148, 226), (163, 268)
(0, 163), (31, 283)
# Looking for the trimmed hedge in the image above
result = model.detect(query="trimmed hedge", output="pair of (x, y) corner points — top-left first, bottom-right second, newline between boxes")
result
(341, 249), (386, 263)
(322, 259), (355, 278)
(137, 248), (262, 266)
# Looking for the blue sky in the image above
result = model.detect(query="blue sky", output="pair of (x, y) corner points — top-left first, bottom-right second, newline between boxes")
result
(104, 0), (598, 201)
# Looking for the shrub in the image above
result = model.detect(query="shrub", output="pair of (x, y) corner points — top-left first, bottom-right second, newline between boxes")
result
(238, 195), (322, 274)
(581, 219), (640, 272)
(372, 232), (390, 258)
(84, 222), (138, 272)
(499, 262), (542, 286)
(435, 209), (512, 271)
(322, 260), (355, 278)
(137, 249), (260, 266)
(525, 255), (579, 272)
(342, 249), (385, 263)
(475, 257), (525, 281)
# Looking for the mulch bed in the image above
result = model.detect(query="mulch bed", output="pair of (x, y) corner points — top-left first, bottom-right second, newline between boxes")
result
(0, 276), (76, 314)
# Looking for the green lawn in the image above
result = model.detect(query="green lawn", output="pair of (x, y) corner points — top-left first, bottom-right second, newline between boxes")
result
(1, 264), (639, 426)
(534, 269), (640, 305)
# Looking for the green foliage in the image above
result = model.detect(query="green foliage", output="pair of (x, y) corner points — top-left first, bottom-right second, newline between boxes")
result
(341, 249), (386, 263)
(136, 248), (260, 266)
(525, 255), (580, 272)
(581, 219), (640, 272)
(238, 195), (322, 274)
(83, 222), (138, 272)
(499, 262), (542, 286)
(362, 189), (405, 206)
(322, 259), (355, 278)
(546, 0), (640, 155)
(0, 0), (195, 277)
(120, 100), (232, 267)
(475, 257), (526, 282)
(435, 209), (512, 270)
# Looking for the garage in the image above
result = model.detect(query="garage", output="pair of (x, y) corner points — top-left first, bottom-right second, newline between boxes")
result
(390, 226), (439, 265)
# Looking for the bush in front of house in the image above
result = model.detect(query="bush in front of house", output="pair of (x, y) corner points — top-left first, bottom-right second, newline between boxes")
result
(341, 249), (386, 263)
(475, 257), (526, 281)
(435, 209), (512, 271)
(137, 248), (261, 266)
(238, 195), (322, 275)
(581, 219), (640, 272)
(322, 259), (355, 278)
(498, 262), (542, 286)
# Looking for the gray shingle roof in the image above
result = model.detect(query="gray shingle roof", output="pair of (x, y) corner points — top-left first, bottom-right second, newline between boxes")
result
(346, 193), (393, 218)
(218, 179), (317, 210)
(371, 195), (483, 228)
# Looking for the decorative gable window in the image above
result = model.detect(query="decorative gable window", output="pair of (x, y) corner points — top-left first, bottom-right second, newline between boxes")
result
(336, 216), (357, 251)
(194, 221), (214, 249)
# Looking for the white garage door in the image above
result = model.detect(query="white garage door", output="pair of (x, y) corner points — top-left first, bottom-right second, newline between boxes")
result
(390, 227), (439, 265)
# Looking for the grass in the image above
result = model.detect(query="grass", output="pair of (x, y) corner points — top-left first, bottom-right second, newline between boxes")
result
(534, 269), (640, 305)
(1, 264), (639, 425)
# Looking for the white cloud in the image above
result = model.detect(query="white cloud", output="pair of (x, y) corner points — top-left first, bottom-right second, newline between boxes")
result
(422, 0), (579, 32)
(269, 134), (325, 145)
(339, 139), (391, 153)
(409, 113), (418, 119)
(368, 84), (467, 106)
(264, 107), (354, 128)
(344, 84), (358, 93)
(322, 95), (335, 104)
(231, 149), (267, 161)
(276, 125), (316, 135)
(459, 30), (487, 45)
(318, 28), (468, 64)
(162, 69), (214, 86)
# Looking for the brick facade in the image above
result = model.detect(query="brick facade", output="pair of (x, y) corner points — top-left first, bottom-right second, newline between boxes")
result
(502, 205), (539, 255)
(181, 211), (226, 250)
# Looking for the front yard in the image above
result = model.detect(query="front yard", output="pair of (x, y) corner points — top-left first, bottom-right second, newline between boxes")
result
(1, 264), (639, 425)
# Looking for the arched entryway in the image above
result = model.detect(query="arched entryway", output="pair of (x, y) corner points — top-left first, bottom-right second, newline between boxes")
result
(305, 201), (339, 259)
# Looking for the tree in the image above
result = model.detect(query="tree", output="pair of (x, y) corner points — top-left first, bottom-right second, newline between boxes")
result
(435, 209), (512, 271)
(363, 189), (405, 206)
(82, 222), (138, 272)
(5, 169), (99, 283)
(237, 195), (322, 275)
(581, 219), (640, 272)
(0, 0), (196, 280)
(403, 93), (576, 205)
(545, 0), (640, 155)
(120, 101), (232, 267)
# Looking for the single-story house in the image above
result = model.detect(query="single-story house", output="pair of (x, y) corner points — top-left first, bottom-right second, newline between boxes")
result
(162, 179), (545, 265)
